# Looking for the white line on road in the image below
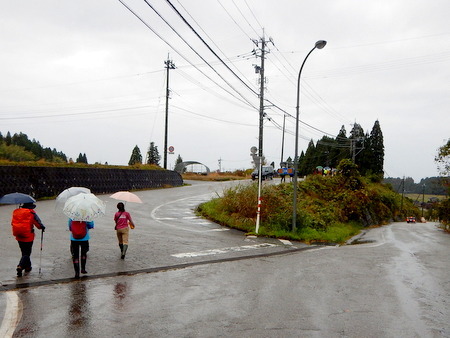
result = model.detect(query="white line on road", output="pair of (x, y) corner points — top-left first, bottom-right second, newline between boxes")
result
(172, 243), (278, 258)
(150, 193), (233, 233)
(0, 291), (22, 338)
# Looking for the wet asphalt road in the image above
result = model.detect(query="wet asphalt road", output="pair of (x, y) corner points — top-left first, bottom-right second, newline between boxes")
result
(1, 179), (295, 288)
(1, 180), (450, 337)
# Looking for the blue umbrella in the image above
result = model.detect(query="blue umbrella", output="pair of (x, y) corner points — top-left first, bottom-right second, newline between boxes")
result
(0, 192), (36, 205)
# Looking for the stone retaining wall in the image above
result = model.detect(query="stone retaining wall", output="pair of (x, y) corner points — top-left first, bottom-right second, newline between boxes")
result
(0, 166), (183, 199)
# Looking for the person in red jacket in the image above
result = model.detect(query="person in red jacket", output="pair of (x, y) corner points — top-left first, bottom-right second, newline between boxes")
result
(11, 202), (45, 277)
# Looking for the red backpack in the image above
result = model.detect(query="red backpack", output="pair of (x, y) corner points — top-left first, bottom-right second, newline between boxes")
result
(71, 221), (87, 239)
(12, 208), (34, 239)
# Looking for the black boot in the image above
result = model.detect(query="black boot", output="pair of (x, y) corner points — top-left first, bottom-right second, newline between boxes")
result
(16, 266), (23, 277)
(121, 245), (128, 259)
(73, 262), (80, 278)
(81, 257), (87, 274)
(119, 244), (123, 256)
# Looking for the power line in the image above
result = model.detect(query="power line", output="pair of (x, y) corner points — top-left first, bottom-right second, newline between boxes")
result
(171, 105), (255, 126)
(172, 0), (255, 89)
(163, 0), (258, 97)
(243, 0), (264, 31)
(175, 68), (252, 110)
(216, 0), (252, 39)
(231, 0), (261, 37)
(117, 0), (256, 110)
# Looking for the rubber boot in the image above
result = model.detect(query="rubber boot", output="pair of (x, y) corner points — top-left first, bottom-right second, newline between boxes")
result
(80, 257), (87, 274)
(119, 244), (123, 256)
(121, 245), (128, 259)
(73, 262), (80, 278)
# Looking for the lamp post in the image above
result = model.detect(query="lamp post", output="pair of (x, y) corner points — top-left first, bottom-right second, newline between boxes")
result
(292, 40), (327, 231)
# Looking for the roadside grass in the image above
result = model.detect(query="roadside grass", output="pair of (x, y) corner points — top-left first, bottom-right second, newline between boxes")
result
(197, 174), (419, 244)
(198, 197), (362, 243)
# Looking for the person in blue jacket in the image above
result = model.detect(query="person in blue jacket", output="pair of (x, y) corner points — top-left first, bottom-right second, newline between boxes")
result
(68, 219), (94, 278)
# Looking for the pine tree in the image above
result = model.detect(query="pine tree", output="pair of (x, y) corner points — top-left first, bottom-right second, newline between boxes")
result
(75, 153), (88, 164)
(298, 140), (316, 176)
(146, 142), (160, 166)
(368, 120), (384, 176)
(5, 132), (12, 146)
(129, 145), (142, 165)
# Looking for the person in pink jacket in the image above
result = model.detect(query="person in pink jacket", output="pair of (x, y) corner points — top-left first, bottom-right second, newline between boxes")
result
(113, 202), (135, 259)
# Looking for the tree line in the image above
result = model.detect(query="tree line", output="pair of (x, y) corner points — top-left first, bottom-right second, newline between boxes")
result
(383, 176), (448, 195)
(0, 131), (168, 168)
(283, 120), (384, 179)
(0, 131), (67, 163)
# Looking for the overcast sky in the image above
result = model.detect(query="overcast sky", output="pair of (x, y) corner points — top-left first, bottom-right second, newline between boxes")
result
(1, 0), (449, 182)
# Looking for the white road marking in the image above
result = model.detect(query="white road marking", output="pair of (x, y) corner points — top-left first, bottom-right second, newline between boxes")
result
(172, 243), (278, 258)
(0, 291), (22, 338)
(150, 193), (230, 233)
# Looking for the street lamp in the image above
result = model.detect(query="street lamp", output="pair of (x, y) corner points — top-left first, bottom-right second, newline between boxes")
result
(292, 40), (327, 231)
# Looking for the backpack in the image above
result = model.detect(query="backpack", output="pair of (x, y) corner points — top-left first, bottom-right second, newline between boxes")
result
(12, 208), (34, 239)
(71, 221), (87, 239)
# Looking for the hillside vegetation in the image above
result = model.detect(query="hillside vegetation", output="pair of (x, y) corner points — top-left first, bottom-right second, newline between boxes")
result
(197, 160), (419, 243)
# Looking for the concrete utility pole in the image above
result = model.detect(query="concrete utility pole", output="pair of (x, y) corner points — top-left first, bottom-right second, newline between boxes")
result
(280, 114), (286, 166)
(253, 34), (269, 234)
(164, 55), (176, 170)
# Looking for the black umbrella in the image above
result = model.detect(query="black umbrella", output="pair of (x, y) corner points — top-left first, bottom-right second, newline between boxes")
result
(0, 192), (36, 205)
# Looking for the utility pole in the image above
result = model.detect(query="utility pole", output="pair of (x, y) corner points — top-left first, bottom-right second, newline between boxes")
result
(253, 34), (269, 234)
(400, 176), (405, 212)
(280, 114), (286, 166)
(164, 55), (175, 170)
(422, 184), (425, 218)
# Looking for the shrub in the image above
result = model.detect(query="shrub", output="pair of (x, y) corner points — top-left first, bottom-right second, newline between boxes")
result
(197, 173), (420, 243)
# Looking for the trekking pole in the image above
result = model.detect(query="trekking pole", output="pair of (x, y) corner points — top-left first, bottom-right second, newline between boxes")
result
(39, 229), (44, 275)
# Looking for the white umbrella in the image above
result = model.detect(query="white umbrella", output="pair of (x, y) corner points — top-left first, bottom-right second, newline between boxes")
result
(55, 187), (91, 209)
(110, 191), (143, 204)
(63, 193), (106, 221)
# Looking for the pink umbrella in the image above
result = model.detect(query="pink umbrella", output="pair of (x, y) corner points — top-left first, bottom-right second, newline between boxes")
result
(110, 191), (143, 204)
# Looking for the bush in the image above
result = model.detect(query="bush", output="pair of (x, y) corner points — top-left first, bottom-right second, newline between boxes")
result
(197, 170), (420, 243)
